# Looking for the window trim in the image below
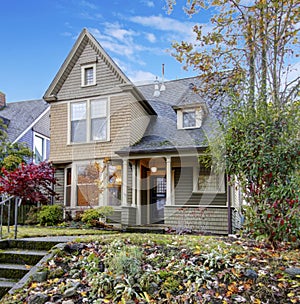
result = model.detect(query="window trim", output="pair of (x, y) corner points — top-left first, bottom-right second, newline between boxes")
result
(33, 132), (48, 164)
(177, 107), (204, 130)
(193, 166), (225, 194)
(68, 97), (110, 144)
(81, 63), (96, 87)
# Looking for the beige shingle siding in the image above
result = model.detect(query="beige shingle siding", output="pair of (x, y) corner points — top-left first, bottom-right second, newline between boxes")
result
(130, 101), (150, 145)
(49, 93), (144, 163)
(164, 206), (228, 234)
(57, 42), (125, 101)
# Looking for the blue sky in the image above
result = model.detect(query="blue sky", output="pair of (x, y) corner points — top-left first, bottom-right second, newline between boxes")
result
(0, 0), (213, 102)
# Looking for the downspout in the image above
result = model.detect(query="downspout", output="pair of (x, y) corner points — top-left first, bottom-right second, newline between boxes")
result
(227, 176), (232, 235)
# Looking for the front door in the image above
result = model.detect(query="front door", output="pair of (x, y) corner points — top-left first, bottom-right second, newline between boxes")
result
(150, 176), (166, 224)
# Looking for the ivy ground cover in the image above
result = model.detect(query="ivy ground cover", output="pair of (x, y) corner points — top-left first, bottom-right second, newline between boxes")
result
(2, 234), (299, 304)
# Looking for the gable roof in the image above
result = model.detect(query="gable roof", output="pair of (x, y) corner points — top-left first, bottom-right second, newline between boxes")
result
(44, 29), (129, 100)
(117, 77), (219, 155)
(43, 28), (155, 115)
(0, 99), (49, 143)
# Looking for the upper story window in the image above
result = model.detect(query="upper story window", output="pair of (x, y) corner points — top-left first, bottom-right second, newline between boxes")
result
(70, 98), (109, 144)
(34, 133), (48, 163)
(176, 106), (205, 130)
(81, 63), (96, 86)
(183, 110), (196, 128)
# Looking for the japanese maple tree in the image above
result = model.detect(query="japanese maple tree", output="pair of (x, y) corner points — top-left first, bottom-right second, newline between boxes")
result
(0, 161), (58, 203)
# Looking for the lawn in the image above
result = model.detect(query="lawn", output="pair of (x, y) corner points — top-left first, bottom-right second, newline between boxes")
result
(1, 229), (300, 304)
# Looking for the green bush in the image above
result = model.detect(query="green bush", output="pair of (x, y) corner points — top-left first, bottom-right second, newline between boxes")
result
(81, 206), (114, 226)
(37, 205), (63, 226)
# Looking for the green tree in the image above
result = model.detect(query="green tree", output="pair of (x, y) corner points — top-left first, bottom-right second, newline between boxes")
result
(0, 117), (32, 171)
(167, 0), (300, 244)
(167, 0), (300, 108)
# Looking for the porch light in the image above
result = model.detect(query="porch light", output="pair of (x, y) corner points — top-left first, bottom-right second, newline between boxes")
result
(151, 166), (157, 173)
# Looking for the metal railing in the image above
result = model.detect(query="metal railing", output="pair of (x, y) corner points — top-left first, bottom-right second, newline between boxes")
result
(0, 195), (22, 239)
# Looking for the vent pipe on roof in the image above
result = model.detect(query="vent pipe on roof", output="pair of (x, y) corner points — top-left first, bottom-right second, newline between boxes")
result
(153, 76), (160, 97)
(160, 64), (166, 92)
(153, 64), (166, 97)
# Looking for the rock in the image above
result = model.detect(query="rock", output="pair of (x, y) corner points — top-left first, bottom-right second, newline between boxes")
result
(62, 300), (75, 304)
(285, 267), (300, 277)
(244, 269), (258, 280)
(28, 293), (49, 304)
(32, 271), (48, 282)
(63, 243), (86, 254)
(63, 286), (77, 298)
(51, 294), (63, 302)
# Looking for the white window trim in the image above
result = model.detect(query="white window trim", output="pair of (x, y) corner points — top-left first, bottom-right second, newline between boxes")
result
(81, 63), (96, 87)
(177, 108), (203, 130)
(193, 166), (225, 194)
(33, 131), (48, 164)
(68, 97), (110, 144)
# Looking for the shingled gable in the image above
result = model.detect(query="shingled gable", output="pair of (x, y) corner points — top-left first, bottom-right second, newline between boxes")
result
(43, 28), (155, 115)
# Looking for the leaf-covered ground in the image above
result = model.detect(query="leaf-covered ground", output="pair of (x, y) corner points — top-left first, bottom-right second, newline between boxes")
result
(2, 234), (300, 304)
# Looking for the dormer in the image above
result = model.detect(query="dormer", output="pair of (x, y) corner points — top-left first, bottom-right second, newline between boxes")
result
(173, 82), (208, 130)
(173, 102), (207, 129)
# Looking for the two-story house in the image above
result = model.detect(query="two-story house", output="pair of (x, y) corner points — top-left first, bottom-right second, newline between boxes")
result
(44, 28), (240, 234)
(0, 92), (50, 164)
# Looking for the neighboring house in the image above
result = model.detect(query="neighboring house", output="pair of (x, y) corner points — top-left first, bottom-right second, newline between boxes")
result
(43, 28), (241, 234)
(0, 92), (50, 164)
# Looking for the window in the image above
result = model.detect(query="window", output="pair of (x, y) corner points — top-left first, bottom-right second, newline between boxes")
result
(71, 102), (87, 143)
(81, 64), (96, 86)
(75, 161), (122, 207)
(34, 133), (48, 163)
(107, 163), (122, 206)
(90, 99), (107, 141)
(65, 167), (72, 207)
(183, 110), (196, 128)
(177, 107), (204, 129)
(77, 162), (103, 206)
(194, 166), (225, 193)
(70, 98), (109, 143)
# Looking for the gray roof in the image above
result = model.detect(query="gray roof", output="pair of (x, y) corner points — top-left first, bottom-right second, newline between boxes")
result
(0, 99), (49, 142)
(118, 77), (220, 155)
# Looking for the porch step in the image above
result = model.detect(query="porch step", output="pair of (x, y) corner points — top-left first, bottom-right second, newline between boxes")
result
(0, 263), (29, 279)
(0, 278), (16, 299)
(125, 226), (166, 234)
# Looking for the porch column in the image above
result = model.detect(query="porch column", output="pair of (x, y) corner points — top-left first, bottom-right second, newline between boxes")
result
(166, 156), (172, 206)
(132, 161), (136, 207)
(122, 159), (128, 206)
(136, 161), (141, 225)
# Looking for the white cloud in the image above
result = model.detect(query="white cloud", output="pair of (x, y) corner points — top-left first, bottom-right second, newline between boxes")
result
(141, 0), (155, 7)
(128, 70), (157, 84)
(146, 33), (156, 43)
(103, 22), (137, 43)
(130, 14), (195, 36)
(79, 0), (98, 10)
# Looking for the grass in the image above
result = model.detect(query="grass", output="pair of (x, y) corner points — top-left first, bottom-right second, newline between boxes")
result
(0, 225), (118, 239)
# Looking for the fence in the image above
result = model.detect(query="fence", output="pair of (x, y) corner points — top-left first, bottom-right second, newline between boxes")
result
(0, 196), (32, 239)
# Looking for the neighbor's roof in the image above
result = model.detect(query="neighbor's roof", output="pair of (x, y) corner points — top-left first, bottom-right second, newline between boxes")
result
(117, 77), (220, 155)
(0, 99), (49, 143)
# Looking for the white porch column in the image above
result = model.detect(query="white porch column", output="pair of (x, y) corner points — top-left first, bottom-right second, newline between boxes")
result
(132, 161), (136, 207)
(166, 156), (172, 206)
(136, 161), (141, 225)
(122, 159), (128, 206)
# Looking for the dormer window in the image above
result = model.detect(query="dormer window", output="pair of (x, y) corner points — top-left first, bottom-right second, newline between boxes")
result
(183, 110), (196, 128)
(81, 63), (96, 86)
(175, 104), (206, 130)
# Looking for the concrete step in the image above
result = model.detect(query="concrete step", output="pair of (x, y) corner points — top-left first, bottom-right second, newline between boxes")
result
(0, 263), (30, 280)
(0, 249), (48, 265)
(0, 278), (16, 299)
